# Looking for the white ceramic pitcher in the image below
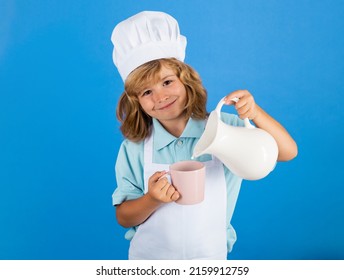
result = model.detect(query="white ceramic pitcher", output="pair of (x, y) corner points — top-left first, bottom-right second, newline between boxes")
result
(192, 97), (278, 180)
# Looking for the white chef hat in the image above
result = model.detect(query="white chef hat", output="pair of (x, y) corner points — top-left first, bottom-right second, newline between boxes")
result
(111, 11), (187, 81)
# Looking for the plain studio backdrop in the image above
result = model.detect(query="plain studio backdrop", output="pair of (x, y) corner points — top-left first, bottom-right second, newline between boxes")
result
(1, 0), (343, 260)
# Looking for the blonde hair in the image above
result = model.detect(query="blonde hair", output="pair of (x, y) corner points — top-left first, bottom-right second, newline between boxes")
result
(116, 58), (208, 142)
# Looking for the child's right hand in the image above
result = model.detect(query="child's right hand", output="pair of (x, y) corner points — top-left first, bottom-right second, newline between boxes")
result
(147, 171), (180, 203)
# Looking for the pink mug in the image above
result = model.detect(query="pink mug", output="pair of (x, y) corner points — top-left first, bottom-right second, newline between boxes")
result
(169, 161), (205, 205)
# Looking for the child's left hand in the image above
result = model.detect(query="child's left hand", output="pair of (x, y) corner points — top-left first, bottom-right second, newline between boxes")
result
(223, 90), (259, 120)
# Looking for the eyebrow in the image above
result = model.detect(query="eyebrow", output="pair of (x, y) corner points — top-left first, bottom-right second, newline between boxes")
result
(160, 74), (175, 81)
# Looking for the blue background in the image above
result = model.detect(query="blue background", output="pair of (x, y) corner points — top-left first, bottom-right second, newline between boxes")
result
(1, 0), (343, 260)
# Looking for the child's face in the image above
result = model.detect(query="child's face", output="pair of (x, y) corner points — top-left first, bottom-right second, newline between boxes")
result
(137, 65), (187, 126)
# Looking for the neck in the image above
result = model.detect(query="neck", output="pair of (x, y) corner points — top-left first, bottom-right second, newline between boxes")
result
(158, 116), (188, 138)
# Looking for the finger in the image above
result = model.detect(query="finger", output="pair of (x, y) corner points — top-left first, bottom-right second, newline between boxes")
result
(235, 98), (248, 110)
(245, 107), (258, 120)
(236, 103), (249, 116)
(165, 185), (176, 197)
(236, 92), (255, 108)
(149, 171), (167, 183)
(158, 177), (170, 190)
(241, 106), (258, 120)
(171, 191), (180, 201)
(224, 90), (248, 105)
(165, 185), (180, 201)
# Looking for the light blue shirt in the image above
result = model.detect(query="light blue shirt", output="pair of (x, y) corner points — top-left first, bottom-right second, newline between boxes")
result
(113, 113), (245, 252)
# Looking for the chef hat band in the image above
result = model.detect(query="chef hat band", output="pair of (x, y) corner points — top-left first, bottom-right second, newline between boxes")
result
(111, 11), (187, 81)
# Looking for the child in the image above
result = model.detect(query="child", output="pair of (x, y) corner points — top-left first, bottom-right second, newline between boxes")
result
(111, 11), (297, 260)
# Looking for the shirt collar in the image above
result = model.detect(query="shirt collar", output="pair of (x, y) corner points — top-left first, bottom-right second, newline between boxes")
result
(152, 118), (206, 151)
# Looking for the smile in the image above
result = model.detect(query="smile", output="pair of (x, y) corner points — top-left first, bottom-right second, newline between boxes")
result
(156, 99), (177, 110)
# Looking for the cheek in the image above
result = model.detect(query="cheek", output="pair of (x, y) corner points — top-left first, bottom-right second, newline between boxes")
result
(138, 99), (153, 113)
(178, 88), (188, 102)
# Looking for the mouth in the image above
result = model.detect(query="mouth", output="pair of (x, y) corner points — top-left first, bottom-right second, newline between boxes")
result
(155, 99), (177, 111)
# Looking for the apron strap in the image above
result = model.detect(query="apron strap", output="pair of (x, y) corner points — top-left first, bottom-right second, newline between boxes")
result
(144, 132), (154, 165)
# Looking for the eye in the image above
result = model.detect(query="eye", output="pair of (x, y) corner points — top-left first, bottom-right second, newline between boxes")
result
(141, 89), (152, 97)
(163, 80), (173, 86)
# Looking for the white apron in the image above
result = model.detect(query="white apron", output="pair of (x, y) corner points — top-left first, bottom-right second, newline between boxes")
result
(128, 134), (228, 260)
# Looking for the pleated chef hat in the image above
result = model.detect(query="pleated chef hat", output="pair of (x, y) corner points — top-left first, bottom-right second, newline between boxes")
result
(111, 11), (187, 81)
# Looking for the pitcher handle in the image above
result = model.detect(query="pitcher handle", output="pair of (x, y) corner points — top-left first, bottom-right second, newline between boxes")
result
(215, 97), (255, 129)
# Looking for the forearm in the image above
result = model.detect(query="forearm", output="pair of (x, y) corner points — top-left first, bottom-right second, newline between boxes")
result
(253, 105), (298, 161)
(116, 194), (162, 228)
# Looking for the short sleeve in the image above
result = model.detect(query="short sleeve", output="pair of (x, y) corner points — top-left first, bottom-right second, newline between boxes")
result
(112, 139), (145, 206)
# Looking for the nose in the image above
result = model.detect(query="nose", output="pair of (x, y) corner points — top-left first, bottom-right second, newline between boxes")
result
(153, 88), (169, 103)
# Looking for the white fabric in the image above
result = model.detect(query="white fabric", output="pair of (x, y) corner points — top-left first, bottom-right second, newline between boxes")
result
(128, 133), (228, 260)
(111, 11), (187, 81)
